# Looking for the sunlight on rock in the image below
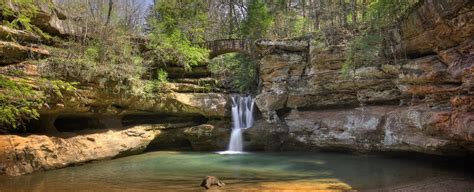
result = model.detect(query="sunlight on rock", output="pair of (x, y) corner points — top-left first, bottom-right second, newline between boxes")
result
(252, 179), (353, 191)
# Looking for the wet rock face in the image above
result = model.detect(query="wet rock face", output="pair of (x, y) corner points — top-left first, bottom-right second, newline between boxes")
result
(0, 125), (160, 176)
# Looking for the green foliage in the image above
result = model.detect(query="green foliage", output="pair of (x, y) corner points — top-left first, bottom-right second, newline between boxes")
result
(208, 53), (257, 93)
(364, 0), (421, 27)
(0, 75), (77, 130)
(147, 29), (209, 70)
(143, 69), (170, 96)
(271, 12), (308, 39)
(43, 35), (145, 95)
(4, 68), (24, 77)
(1, 0), (51, 39)
(241, 0), (273, 39)
(0, 75), (42, 129)
(146, 0), (209, 70)
(156, 69), (168, 83)
(39, 79), (78, 99)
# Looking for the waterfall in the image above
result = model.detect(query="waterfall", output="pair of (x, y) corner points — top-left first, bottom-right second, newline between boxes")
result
(219, 95), (255, 154)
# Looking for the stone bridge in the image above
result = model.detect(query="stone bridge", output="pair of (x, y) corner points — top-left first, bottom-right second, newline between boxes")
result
(201, 38), (310, 59)
(201, 39), (253, 58)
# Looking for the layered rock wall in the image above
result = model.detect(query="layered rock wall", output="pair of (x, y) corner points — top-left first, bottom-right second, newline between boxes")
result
(249, 0), (474, 154)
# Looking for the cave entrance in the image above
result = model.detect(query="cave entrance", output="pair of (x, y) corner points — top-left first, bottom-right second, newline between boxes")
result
(121, 114), (208, 128)
(54, 115), (109, 132)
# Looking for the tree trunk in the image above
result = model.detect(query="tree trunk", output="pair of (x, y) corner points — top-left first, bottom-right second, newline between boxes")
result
(105, 0), (113, 26)
(341, 0), (347, 27)
(362, 0), (367, 20)
(315, 0), (320, 30)
(302, 0), (306, 32)
(351, 0), (356, 25)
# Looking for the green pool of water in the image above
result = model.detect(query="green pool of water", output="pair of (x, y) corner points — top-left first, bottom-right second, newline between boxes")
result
(0, 151), (472, 191)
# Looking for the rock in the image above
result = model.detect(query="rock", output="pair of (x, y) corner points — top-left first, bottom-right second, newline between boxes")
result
(398, 55), (455, 84)
(243, 119), (288, 151)
(147, 122), (229, 151)
(353, 67), (388, 79)
(166, 66), (211, 79)
(171, 77), (220, 86)
(0, 125), (160, 176)
(200, 176), (225, 189)
(310, 45), (345, 70)
(156, 93), (229, 117)
(401, 0), (474, 56)
(284, 107), (389, 152)
(3, 0), (81, 37)
(0, 41), (49, 65)
(0, 25), (42, 43)
(256, 39), (309, 52)
(249, 0), (474, 155)
(39, 91), (230, 126)
(255, 91), (287, 112)
(183, 124), (229, 150)
(248, 106), (473, 154)
(437, 39), (474, 81)
(256, 52), (306, 112)
(167, 82), (220, 93)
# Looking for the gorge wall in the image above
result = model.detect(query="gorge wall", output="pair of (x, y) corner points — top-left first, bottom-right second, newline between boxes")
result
(247, 0), (474, 154)
(0, 0), (473, 176)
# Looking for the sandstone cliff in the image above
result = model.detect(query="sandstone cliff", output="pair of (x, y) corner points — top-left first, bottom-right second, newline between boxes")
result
(249, 0), (473, 154)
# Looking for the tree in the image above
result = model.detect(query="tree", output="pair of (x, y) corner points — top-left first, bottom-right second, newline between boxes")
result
(146, 0), (210, 69)
(241, 0), (273, 39)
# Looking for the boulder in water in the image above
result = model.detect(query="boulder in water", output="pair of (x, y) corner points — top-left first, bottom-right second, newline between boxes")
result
(200, 176), (225, 189)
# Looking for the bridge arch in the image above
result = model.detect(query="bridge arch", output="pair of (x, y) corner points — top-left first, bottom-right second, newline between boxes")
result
(201, 39), (253, 59)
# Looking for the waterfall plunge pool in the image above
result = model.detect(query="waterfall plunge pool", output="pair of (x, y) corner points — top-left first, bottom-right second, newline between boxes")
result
(1, 151), (473, 191)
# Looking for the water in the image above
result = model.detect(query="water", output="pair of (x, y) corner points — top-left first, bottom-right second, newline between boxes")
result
(219, 95), (255, 154)
(0, 152), (472, 191)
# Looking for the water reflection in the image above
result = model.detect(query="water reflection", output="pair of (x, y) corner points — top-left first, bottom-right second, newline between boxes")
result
(0, 151), (472, 191)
